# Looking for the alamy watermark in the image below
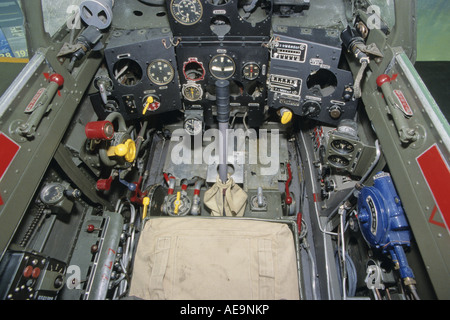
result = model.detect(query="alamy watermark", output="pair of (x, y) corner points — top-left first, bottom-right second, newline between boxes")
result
(366, 5), (382, 30)
(66, 5), (82, 30)
(170, 128), (280, 176)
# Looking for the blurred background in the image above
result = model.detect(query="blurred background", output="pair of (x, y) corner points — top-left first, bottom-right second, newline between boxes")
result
(415, 0), (450, 119)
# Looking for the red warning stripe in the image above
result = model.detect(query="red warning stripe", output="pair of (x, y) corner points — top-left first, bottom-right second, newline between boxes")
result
(417, 144), (450, 231)
(0, 132), (20, 182)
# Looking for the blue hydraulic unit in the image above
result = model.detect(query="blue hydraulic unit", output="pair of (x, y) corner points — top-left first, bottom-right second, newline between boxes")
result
(357, 172), (419, 299)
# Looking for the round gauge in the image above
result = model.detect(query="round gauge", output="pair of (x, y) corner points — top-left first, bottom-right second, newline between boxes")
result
(170, 0), (203, 26)
(328, 155), (350, 168)
(184, 118), (203, 135)
(147, 59), (174, 85)
(242, 62), (260, 80)
(182, 83), (203, 101)
(40, 183), (65, 205)
(331, 139), (355, 154)
(209, 54), (236, 80)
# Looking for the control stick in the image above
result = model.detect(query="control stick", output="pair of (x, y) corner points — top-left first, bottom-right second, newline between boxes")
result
(216, 80), (230, 184)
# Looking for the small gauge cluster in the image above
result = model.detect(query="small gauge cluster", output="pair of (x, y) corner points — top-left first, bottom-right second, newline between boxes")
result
(268, 27), (358, 126)
(324, 123), (378, 177)
(100, 28), (182, 120)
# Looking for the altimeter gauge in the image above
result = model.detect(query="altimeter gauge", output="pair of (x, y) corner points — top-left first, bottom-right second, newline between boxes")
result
(170, 0), (203, 26)
(182, 83), (203, 101)
(209, 54), (236, 80)
(147, 59), (174, 85)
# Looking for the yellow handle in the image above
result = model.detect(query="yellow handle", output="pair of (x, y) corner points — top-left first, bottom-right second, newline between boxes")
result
(142, 197), (150, 220)
(143, 96), (154, 115)
(280, 108), (293, 124)
(107, 139), (136, 162)
(174, 192), (181, 215)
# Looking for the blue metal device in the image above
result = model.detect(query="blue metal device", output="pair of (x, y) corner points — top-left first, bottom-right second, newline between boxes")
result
(357, 172), (415, 281)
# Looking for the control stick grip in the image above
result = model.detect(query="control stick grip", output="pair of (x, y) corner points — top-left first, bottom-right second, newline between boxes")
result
(215, 80), (230, 123)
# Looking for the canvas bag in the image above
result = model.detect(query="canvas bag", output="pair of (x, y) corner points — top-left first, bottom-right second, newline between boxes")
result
(129, 217), (300, 300)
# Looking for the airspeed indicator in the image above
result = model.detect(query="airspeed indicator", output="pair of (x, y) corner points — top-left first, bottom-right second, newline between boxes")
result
(170, 0), (203, 26)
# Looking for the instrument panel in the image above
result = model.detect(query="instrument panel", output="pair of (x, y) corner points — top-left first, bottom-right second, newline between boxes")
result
(100, 28), (182, 120)
(95, 2), (359, 127)
(166, 0), (272, 38)
(174, 38), (269, 127)
(267, 27), (358, 126)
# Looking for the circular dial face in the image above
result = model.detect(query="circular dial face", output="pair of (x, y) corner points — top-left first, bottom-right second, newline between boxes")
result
(242, 62), (261, 80)
(40, 183), (65, 205)
(331, 139), (355, 154)
(328, 155), (350, 168)
(184, 118), (203, 135)
(147, 59), (174, 85)
(170, 0), (203, 26)
(182, 83), (203, 101)
(209, 54), (236, 80)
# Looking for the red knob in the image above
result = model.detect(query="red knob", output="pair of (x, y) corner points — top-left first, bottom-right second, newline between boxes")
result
(49, 73), (64, 87)
(91, 244), (99, 254)
(87, 224), (95, 233)
(376, 74), (391, 88)
(285, 195), (293, 205)
(31, 267), (41, 279)
(97, 176), (113, 191)
(23, 266), (33, 278)
(85, 121), (114, 140)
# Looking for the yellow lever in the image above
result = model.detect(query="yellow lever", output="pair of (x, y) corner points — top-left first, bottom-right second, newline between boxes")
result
(143, 96), (154, 115)
(142, 196), (150, 220)
(174, 192), (181, 215)
(107, 139), (136, 162)
(280, 108), (293, 124)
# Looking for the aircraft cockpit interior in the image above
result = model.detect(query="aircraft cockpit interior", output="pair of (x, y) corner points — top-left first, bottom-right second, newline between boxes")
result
(0, 0), (448, 302)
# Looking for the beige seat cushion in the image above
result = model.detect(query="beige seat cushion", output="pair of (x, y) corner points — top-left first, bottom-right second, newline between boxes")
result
(129, 217), (300, 300)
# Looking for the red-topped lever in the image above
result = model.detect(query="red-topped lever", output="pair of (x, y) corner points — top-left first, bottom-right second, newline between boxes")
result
(17, 73), (64, 139)
(376, 74), (418, 144)
(285, 163), (293, 205)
